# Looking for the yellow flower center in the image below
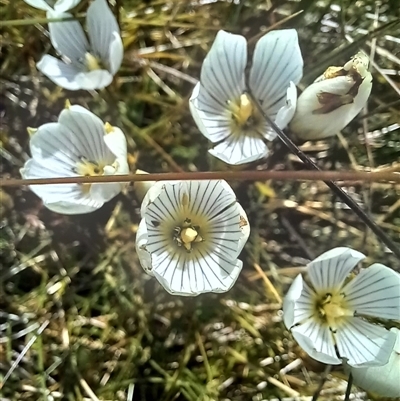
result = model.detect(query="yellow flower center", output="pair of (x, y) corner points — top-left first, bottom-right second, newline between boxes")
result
(315, 292), (353, 332)
(228, 93), (263, 136)
(85, 52), (103, 71)
(75, 157), (104, 176)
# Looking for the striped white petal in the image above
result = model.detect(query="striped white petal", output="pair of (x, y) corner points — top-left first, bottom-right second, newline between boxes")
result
(335, 317), (396, 367)
(86, 0), (123, 74)
(135, 219), (154, 276)
(58, 105), (114, 164)
(274, 82), (298, 130)
(23, 0), (81, 11)
(307, 247), (365, 291)
(285, 276), (316, 328)
(37, 55), (83, 91)
(199, 30), (247, 107)
(342, 263), (400, 320)
(209, 135), (268, 165)
(47, 11), (89, 66)
(103, 127), (128, 162)
(249, 29), (303, 119)
(72, 69), (114, 91)
(189, 82), (232, 143)
(349, 328), (400, 397)
(152, 251), (243, 296)
(291, 317), (341, 365)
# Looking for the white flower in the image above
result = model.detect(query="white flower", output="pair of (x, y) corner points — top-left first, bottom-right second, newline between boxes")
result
(189, 29), (303, 165)
(283, 247), (400, 367)
(20, 103), (129, 214)
(23, 0), (81, 12)
(290, 52), (373, 140)
(347, 328), (400, 397)
(136, 180), (250, 296)
(37, 0), (123, 91)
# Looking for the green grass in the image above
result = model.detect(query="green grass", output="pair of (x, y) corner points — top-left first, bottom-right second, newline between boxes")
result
(1, 0), (400, 400)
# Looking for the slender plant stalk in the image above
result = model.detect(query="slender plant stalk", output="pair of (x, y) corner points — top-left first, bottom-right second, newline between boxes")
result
(1, 170), (400, 187)
(249, 94), (400, 260)
(344, 373), (354, 401)
(311, 364), (332, 401)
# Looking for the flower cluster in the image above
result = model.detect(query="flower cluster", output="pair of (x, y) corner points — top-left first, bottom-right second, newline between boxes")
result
(17, 9), (398, 393)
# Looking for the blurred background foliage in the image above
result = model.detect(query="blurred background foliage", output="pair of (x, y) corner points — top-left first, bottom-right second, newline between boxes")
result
(0, 0), (399, 400)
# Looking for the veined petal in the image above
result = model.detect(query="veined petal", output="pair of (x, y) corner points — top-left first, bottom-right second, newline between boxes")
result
(58, 105), (114, 164)
(249, 29), (303, 116)
(87, 0), (121, 72)
(103, 127), (127, 160)
(283, 274), (315, 329)
(200, 30), (247, 107)
(307, 247), (365, 291)
(90, 182), (122, 203)
(140, 181), (179, 217)
(23, 0), (53, 11)
(27, 123), (83, 169)
(209, 135), (268, 165)
(335, 317), (396, 367)
(47, 11), (89, 65)
(291, 317), (341, 365)
(342, 263), (400, 320)
(151, 248), (243, 296)
(236, 203), (250, 254)
(349, 328), (400, 397)
(274, 81), (298, 129)
(189, 82), (232, 143)
(21, 160), (103, 214)
(53, 0), (81, 12)
(135, 218), (154, 276)
(36, 55), (83, 91)
(74, 69), (114, 90)
(108, 32), (124, 75)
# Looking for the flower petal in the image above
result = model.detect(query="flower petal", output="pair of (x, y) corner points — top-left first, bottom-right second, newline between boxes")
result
(74, 69), (114, 90)
(58, 105), (114, 164)
(283, 274), (316, 329)
(103, 127), (127, 160)
(23, 0), (53, 11)
(135, 218), (154, 276)
(342, 263), (400, 320)
(274, 81), (298, 129)
(21, 160), (102, 214)
(36, 55), (83, 90)
(335, 317), (396, 367)
(53, 0), (81, 12)
(189, 82), (232, 143)
(249, 29), (303, 118)
(27, 122), (83, 169)
(349, 328), (400, 397)
(87, 0), (122, 73)
(90, 182), (122, 203)
(291, 317), (341, 365)
(199, 30), (247, 107)
(209, 134), (268, 165)
(152, 249), (243, 296)
(307, 247), (365, 291)
(47, 11), (89, 65)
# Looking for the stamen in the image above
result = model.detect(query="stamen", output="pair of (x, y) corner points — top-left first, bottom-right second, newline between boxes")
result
(85, 53), (102, 71)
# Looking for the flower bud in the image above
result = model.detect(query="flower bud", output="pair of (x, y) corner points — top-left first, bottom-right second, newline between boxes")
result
(290, 52), (372, 140)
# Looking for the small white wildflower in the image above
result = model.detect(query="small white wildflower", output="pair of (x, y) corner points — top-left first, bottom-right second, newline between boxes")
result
(290, 52), (373, 140)
(23, 0), (81, 12)
(37, 0), (123, 90)
(283, 247), (400, 367)
(189, 29), (303, 165)
(347, 327), (400, 397)
(20, 103), (129, 214)
(136, 180), (250, 296)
